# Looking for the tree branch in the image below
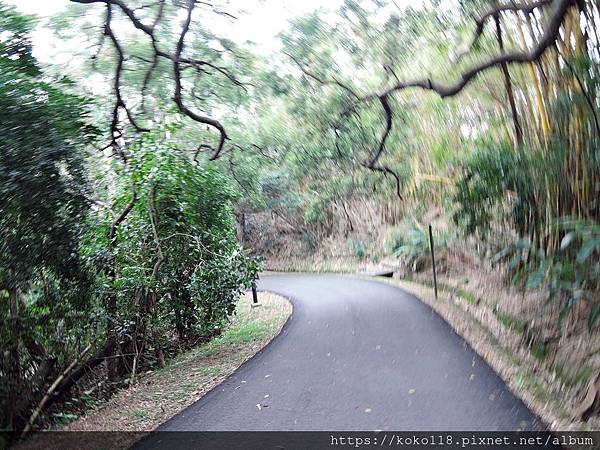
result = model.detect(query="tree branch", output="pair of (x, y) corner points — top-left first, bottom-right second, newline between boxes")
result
(374, 0), (572, 100)
(292, 0), (572, 198)
(172, 0), (227, 159)
(71, 0), (240, 160)
(285, 51), (361, 100)
(455, 0), (554, 61)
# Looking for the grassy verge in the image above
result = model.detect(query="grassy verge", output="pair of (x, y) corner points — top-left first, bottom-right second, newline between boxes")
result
(59, 291), (291, 432)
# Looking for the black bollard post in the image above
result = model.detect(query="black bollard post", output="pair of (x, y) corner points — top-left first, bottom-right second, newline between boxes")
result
(428, 224), (438, 299)
(252, 283), (258, 304)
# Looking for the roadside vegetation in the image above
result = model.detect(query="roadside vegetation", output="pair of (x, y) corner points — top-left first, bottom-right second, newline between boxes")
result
(1, 0), (599, 438)
(17, 292), (291, 449)
(0, 3), (259, 438)
(62, 291), (291, 433)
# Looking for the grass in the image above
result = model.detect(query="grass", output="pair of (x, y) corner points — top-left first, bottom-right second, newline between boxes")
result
(495, 311), (526, 333)
(217, 321), (271, 344)
(454, 288), (478, 304)
(404, 274), (480, 305)
(514, 371), (554, 404)
(129, 410), (149, 420)
(530, 342), (549, 360)
(553, 361), (594, 389)
(51, 412), (80, 427)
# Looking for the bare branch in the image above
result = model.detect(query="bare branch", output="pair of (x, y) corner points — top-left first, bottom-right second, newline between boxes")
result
(375, 0), (573, 100)
(294, 0), (573, 198)
(358, 0), (573, 172)
(140, 0), (165, 110)
(362, 95), (403, 199)
(456, 0), (554, 61)
(109, 180), (137, 246)
(284, 51), (361, 100)
(173, 0), (228, 159)
(100, 3), (150, 152)
(193, 143), (215, 163)
(71, 0), (241, 160)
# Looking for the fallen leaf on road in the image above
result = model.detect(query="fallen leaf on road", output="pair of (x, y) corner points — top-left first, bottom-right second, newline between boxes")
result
(489, 389), (500, 401)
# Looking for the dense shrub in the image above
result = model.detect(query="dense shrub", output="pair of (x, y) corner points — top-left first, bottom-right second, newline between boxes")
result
(0, 5), (99, 431)
(0, 8), (258, 433)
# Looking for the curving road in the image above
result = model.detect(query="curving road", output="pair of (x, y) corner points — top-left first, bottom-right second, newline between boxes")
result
(155, 274), (543, 432)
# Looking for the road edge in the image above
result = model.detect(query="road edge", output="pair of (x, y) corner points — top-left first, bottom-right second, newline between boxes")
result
(357, 274), (580, 432)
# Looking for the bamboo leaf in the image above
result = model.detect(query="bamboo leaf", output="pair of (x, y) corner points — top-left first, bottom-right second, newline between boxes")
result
(560, 232), (575, 250)
(576, 236), (600, 263)
(589, 304), (600, 330)
(492, 246), (513, 263)
(558, 298), (575, 323)
(526, 270), (544, 289)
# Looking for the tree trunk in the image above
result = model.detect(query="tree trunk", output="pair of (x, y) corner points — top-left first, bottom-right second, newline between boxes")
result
(516, 13), (551, 141)
(6, 287), (22, 431)
(148, 186), (166, 369)
(49, 337), (117, 408)
(235, 211), (246, 246)
(495, 15), (523, 147)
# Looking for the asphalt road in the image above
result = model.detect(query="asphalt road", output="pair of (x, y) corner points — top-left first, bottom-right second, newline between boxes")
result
(153, 274), (543, 432)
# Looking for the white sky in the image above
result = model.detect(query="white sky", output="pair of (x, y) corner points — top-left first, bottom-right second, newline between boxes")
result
(5, 0), (430, 115)
(6, 0), (419, 61)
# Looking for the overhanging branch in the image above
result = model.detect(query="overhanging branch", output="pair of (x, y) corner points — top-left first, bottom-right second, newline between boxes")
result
(373, 0), (572, 99)
(455, 0), (554, 61)
(71, 0), (243, 160)
(289, 0), (574, 198)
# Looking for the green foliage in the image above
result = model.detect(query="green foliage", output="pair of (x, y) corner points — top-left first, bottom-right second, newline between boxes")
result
(530, 342), (549, 360)
(455, 113), (599, 329)
(304, 196), (333, 225)
(527, 219), (600, 329)
(3, 0), (600, 434)
(300, 232), (318, 252)
(188, 247), (260, 334)
(0, 5), (99, 431)
(89, 135), (260, 340)
(451, 46), (600, 332)
(494, 218), (600, 329)
(0, 4), (258, 433)
(395, 227), (429, 263)
(453, 141), (537, 238)
(348, 238), (367, 259)
(0, 5), (95, 289)
(495, 312), (526, 332)
(387, 220), (430, 265)
(384, 227), (406, 255)
(258, 171), (302, 213)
